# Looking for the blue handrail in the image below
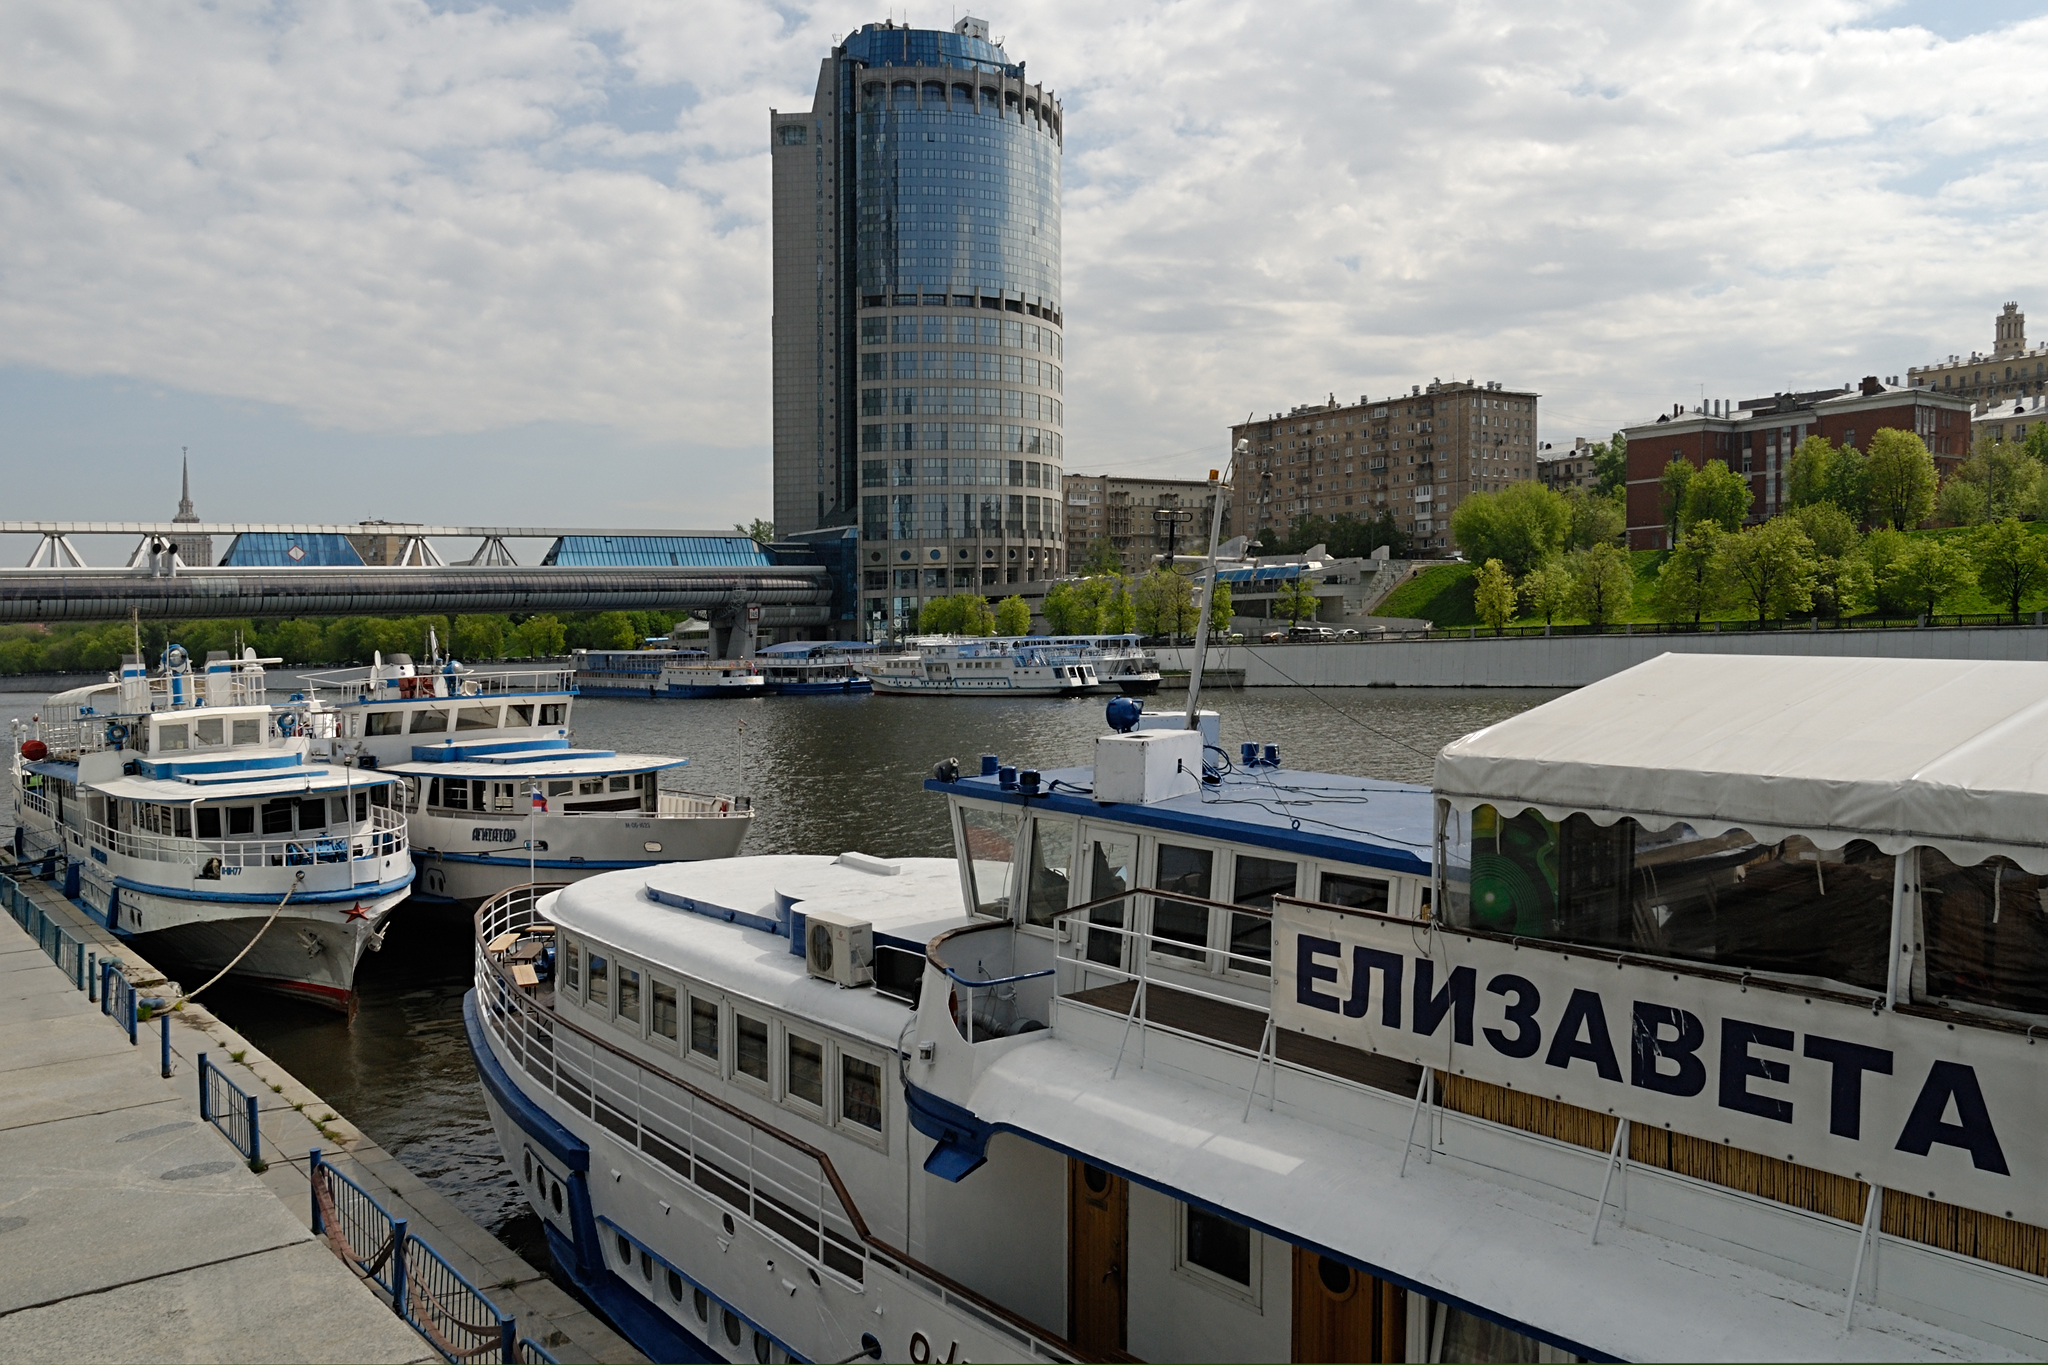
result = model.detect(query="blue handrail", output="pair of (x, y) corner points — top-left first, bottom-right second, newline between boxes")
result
(197, 1052), (264, 1169)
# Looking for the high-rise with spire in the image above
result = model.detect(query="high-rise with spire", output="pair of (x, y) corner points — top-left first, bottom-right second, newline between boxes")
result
(170, 449), (212, 566)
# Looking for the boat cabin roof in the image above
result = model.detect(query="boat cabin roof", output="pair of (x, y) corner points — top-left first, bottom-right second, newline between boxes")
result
(80, 766), (392, 802)
(384, 741), (686, 780)
(1436, 652), (2048, 873)
(928, 765), (1434, 876)
(542, 855), (971, 1049)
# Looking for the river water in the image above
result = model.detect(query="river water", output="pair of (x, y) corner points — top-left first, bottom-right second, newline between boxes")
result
(5, 685), (1560, 1283)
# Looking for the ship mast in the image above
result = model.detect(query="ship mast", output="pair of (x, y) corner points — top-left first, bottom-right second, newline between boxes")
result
(1182, 440), (1242, 733)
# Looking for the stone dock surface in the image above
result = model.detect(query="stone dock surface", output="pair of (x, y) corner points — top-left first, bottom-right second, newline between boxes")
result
(0, 870), (644, 1365)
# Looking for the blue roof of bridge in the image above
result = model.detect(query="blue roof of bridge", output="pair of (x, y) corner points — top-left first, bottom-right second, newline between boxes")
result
(541, 536), (771, 568)
(219, 533), (365, 567)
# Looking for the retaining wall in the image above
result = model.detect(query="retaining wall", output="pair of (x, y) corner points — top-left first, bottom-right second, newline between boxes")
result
(1155, 623), (2048, 689)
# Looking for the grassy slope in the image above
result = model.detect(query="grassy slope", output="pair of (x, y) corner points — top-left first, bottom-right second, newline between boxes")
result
(1374, 522), (2048, 629)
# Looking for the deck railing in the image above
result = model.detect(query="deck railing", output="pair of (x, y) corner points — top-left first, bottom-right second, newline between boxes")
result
(198, 1052), (264, 1169)
(473, 884), (1080, 1364)
(655, 791), (751, 819)
(83, 804), (407, 873)
(301, 667), (576, 704)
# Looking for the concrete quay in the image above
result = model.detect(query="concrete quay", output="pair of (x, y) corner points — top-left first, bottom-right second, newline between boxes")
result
(0, 871), (644, 1365)
(1157, 620), (2048, 688)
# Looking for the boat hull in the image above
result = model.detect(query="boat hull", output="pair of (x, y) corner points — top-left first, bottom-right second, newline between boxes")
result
(661, 682), (766, 699)
(410, 813), (752, 904)
(869, 678), (1088, 697)
(763, 678), (873, 695)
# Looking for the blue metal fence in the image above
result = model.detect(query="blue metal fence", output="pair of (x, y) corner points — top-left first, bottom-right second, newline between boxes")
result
(403, 1231), (516, 1364)
(311, 1148), (408, 1299)
(100, 960), (138, 1045)
(515, 1338), (561, 1364)
(197, 1052), (263, 1169)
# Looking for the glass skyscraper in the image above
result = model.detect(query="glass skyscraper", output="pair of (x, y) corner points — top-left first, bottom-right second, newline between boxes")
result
(771, 17), (1064, 637)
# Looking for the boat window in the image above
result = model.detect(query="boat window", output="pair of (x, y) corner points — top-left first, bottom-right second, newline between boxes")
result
(631, 773), (645, 789)
(1319, 870), (1390, 914)
(563, 942), (581, 994)
(841, 1053), (883, 1131)
(651, 981), (679, 1042)
(1180, 1203), (1254, 1289)
(158, 723), (189, 752)
(507, 704), (533, 726)
(1449, 807), (1891, 993)
(195, 718), (223, 746)
(1152, 844), (1214, 961)
(1416, 1297), (1573, 1364)
(1919, 849), (2048, 1019)
(1023, 817), (1074, 928)
(689, 996), (720, 1062)
(410, 709), (449, 733)
(261, 800), (294, 836)
(548, 781), (573, 797)
(173, 807), (191, 838)
(540, 704), (566, 726)
(370, 784), (389, 809)
(366, 711), (404, 736)
(1084, 833), (1136, 967)
(1228, 854), (1294, 977)
(587, 954), (609, 1008)
(442, 780), (469, 812)
(489, 783), (516, 813)
(616, 965), (641, 1026)
(735, 1013), (769, 1083)
(957, 804), (1017, 916)
(197, 808), (221, 839)
(609, 776), (631, 793)
(228, 806), (255, 836)
(232, 719), (261, 745)
(786, 1032), (824, 1108)
(456, 706), (499, 731)
(579, 778), (604, 795)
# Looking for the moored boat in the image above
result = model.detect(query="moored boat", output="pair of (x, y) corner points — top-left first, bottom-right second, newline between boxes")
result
(755, 641), (875, 695)
(868, 636), (1097, 696)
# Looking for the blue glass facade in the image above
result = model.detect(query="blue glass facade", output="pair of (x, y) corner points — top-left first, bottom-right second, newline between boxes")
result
(540, 535), (771, 568)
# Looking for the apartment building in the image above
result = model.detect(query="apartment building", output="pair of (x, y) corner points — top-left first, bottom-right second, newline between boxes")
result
(1063, 472), (1231, 573)
(1908, 302), (2048, 406)
(1537, 438), (1602, 493)
(1228, 378), (1540, 552)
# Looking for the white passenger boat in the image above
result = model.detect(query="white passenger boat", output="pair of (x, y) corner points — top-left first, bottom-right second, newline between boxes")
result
(658, 655), (767, 699)
(868, 636), (1098, 697)
(573, 648), (683, 698)
(1046, 634), (1162, 696)
(300, 655), (752, 904)
(755, 641), (875, 696)
(12, 649), (411, 1012)
(467, 654), (2048, 1362)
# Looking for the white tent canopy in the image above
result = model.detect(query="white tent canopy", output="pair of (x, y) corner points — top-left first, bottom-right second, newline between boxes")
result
(1434, 652), (2048, 873)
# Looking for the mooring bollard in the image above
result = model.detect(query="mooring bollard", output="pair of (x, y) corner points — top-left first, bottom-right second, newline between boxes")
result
(199, 1053), (211, 1122)
(160, 1010), (172, 1079)
(246, 1091), (262, 1168)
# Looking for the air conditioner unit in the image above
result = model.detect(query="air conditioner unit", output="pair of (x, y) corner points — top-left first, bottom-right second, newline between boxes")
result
(804, 908), (874, 988)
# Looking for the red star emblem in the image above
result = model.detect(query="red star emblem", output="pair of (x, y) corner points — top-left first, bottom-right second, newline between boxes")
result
(343, 903), (371, 921)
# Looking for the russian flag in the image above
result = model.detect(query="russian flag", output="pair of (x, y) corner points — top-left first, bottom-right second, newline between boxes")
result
(530, 787), (546, 812)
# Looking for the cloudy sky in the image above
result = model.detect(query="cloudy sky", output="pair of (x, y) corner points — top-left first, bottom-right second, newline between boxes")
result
(2, 0), (2043, 546)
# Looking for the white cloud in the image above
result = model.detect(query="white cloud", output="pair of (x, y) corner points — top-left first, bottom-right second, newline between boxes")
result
(0, 0), (2043, 519)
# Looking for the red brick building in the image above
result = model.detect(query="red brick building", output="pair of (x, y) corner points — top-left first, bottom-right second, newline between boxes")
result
(1623, 378), (1973, 548)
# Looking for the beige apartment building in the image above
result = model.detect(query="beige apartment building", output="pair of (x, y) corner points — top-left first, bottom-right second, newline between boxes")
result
(1063, 472), (1232, 573)
(1537, 438), (1602, 493)
(1228, 378), (1540, 552)
(1908, 302), (2048, 406)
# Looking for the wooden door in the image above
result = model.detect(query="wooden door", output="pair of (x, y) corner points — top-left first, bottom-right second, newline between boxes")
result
(1068, 1159), (1128, 1355)
(1291, 1245), (1404, 1363)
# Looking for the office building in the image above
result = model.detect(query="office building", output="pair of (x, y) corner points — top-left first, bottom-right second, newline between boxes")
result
(770, 17), (1064, 638)
(1908, 303), (2048, 405)
(1063, 473), (1231, 573)
(169, 453), (211, 567)
(1229, 379), (1541, 552)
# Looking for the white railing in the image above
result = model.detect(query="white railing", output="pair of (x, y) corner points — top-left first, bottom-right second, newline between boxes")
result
(88, 803), (408, 872)
(300, 667), (576, 704)
(656, 792), (752, 819)
(17, 786), (52, 819)
(473, 887), (1079, 1364)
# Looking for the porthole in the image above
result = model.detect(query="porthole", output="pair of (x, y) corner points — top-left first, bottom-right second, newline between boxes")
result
(722, 1212), (735, 1236)
(549, 1182), (562, 1215)
(522, 1152), (533, 1183)
(667, 1269), (684, 1303)
(1083, 1164), (1109, 1195)
(640, 1249), (654, 1283)
(1317, 1254), (1355, 1299)
(694, 1288), (710, 1323)
(723, 1307), (743, 1347)
(616, 1233), (631, 1264)
(754, 1329), (772, 1363)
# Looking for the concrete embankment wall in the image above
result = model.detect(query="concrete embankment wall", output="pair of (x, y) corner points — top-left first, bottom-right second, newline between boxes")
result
(1157, 623), (2048, 688)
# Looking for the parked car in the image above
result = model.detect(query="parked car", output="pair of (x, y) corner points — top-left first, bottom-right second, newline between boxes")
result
(1261, 630), (1288, 643)
(1287, 625), (1337, 641)
(1338, 627), (1361, 640)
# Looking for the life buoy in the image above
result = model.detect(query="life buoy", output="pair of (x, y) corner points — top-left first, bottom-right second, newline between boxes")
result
(106, 723), (129, 747)
(277, 713), (298, 736)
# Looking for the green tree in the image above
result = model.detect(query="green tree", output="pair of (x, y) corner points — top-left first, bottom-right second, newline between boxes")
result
(452, 614), (504, 661)
(1864, 428), (1938, 529)
(920, 594), (998, 636)
(577, 611), (639, 650)
(1100, 576), (1138, 634)
(993, 595), (1032, 636)
(1133, 568), (1199, 638)
(1936, 476), (1987, 528)
(1786, 435), (1836, 510)
(1949, 439), (2039, 524)
(1590, 432), (1628, 497)
(1564, 487), (1626, 550)
(259, 619), (328, 664)
(1791, 502), (1868, 621)
(1448, 481), (1571, 578)
(1208, 581), (1235, 635)
(1519, 560), (1575, 627)
(1825, 444), (1873, 526)
(513, 615), (567, 657)
(1651, 524), (1727, 627)
(1659, 458), (1694, 545)
(1078, 537), (1123, 575)
(1680, 458), (1753, 535)
(1271, 576), (1319, 627)
(1882, 536), (1972, 619)
(1971, 518), (2048, 621)
(2026, 422), (2048, 465)
(734, 518), (774, 546)
(1473, 558), (1517, 634)
(1716, 517), (1817, 626)
(1566, 544), (1634, 627)
(1040, 581), (1096, 635)
(1861, 528), (1913, 616)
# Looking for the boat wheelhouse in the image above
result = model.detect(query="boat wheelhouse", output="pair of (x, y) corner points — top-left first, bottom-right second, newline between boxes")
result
(468, 660), (2048, 1362)
(14, 650), (411, 1011)
(1045, 635), (1163, 696)
(868, 637), (1098, 697)
(302, 655), (752, 904)
(755, 641), (875, 696)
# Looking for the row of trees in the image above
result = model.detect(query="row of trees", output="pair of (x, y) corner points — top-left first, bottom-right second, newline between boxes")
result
(1039, 568), (1234, 638)
(915, 594), (1031, 636)
(1448, 482), (1628, 578)
(0, 609), (685, 674)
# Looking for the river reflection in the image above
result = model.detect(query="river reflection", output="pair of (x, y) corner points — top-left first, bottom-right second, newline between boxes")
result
(165, 686), (1562, 1275)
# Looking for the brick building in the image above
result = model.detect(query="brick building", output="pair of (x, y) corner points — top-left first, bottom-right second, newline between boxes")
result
(1228, 378), (1540, 552)
(1622, 378), (1973, 549)
(1908, 302), (2048, 405)
(1062, 473), (1231, 573)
